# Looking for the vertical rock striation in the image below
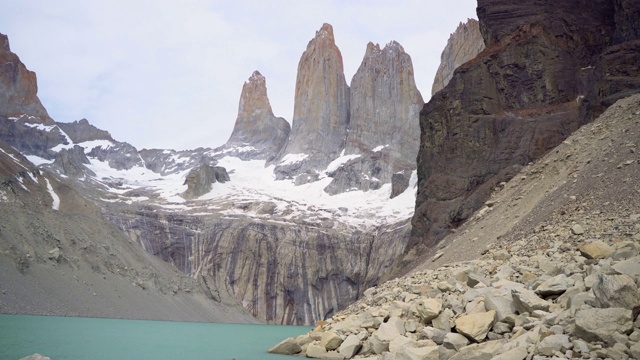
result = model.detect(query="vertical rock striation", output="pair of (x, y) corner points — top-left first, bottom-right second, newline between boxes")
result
(274, 23), (350, 182)
(324, 41), (423, 195)
(222, 71), (290, 160)
(0, 33), (50, 120)
(409, 0), (640, 253)
(431, 19), (485, 96)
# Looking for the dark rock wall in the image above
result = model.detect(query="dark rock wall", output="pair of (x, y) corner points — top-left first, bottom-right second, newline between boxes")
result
(409, 0), (640, 251)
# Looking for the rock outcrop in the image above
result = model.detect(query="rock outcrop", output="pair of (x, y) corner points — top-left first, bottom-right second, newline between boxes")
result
(431, 19), (485, 96)
(324, 41), (423, 195)
(274, 23), (350, 182)
(182, 164), (230, 199)
(0, 33), (49, 120)
(409, 0), (640, 252)
(221, 71), (290, 160)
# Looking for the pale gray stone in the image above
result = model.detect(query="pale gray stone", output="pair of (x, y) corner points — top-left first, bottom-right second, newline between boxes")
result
(338, 334), (362, 359)
(268, 337), (302, 354)
(575, 307), (633, 345)
(535, 274), (571, 296)
(449, 340), (504, 360)
(443, 332), (469, 351)
(396, 345), (439, 360)
(321, 330), (343, 350)
(422, 326), (447, 344)
(20, 355), (51, 360)
(536, 334), (571, 356)
(511, 288), (551, 313)
(411, 297), (442, 322)
(612, 256), (640, 276)
(491, 346), (528, 360)
(306, 343), (328, 358)
(592, 274), (640, 309)
(571, 224), (585, 235)
(485, 289), (516, 321)
(432, 308), (455, 332)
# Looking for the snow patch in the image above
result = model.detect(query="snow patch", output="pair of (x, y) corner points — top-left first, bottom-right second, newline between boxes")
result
(325, 154), (361, 173)
(372, 144), (389, 152)
(279, 153), (308, 166)
(78, 140), (115, 152)
(24, 155), (54, 166)
(44, 177), (60, 210)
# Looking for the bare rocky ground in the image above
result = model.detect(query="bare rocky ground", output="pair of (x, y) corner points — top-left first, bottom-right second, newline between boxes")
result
(268, 95), (640, 358)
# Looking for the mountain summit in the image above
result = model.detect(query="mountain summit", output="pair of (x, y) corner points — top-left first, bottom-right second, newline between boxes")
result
(222, 70), (290, 160)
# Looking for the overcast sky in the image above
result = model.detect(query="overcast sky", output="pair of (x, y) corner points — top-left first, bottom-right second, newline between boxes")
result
(2, 0), (477, 151)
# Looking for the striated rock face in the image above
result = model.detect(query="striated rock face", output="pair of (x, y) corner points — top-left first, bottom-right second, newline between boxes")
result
(274, 23), (350, 180)
(222, 71), (290, 160)
(107, 210), (411, 325)
(431, 19), (485, 96)
(0, 33), (49, 120)
(324, 42), (423, 195)
(182, 164), (229, 199)
(57, 119), (113, 143)
(409, 0), (640, 252)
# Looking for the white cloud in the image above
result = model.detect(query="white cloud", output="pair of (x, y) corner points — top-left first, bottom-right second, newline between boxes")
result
(1, 0), (477, 150)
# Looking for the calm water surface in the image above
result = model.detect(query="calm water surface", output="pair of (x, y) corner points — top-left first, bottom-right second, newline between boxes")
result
(0, 314), (312, 360)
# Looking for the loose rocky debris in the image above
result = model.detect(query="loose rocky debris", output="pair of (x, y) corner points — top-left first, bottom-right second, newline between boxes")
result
(269, 214), (640, 359)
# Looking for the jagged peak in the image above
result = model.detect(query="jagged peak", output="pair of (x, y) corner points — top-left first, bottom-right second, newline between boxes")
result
(246, 70), (266, 85)
(307, 23), (336, 48)
(383, 40), (404, 53)
(0, 33), (9, 52)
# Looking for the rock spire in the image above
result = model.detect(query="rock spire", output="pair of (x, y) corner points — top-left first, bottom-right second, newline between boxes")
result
(431, 19), (485, 96)
(224, 70), (290, 160)
(274, 23), (350, 181)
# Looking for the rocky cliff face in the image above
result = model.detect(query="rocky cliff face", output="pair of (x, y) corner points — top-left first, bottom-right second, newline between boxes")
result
(431, 19), (485, 96)
(106, 208), (411, 325)
(274, 23), (350, 182)
(409, 0), (640, 253)
(0, 33), (49, 120)
(221, 71), (290, 160)
(323, 42), (423, 195)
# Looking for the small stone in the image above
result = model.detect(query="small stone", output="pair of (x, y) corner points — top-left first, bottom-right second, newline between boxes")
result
(491, 346), (527, 360)
(397, 345), (439, 360)
(443, 332), (469, 351)
(20, 355), (51, 360)
(511, 288), (551, 313)
(454, 310), (497, 342)
(432, 250), (444, 261)
(268, 337), (302, 355)
(578, 240), (614, 259)
(493, 249), (511, 261)
(411, 297), (442, 322)
(571, 224), (585, 235)
(536, 334), (571, 356)
(305, 343), (327, 358)
(535, 274), (571, 296)
(338, 334), (361, 359)
(321, 331), (343, 350)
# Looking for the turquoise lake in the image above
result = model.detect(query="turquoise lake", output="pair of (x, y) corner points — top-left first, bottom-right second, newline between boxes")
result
(0, 314), (312, 360)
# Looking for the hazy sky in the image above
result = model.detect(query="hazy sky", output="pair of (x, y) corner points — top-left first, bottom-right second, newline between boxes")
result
(2, 0), (477, 150)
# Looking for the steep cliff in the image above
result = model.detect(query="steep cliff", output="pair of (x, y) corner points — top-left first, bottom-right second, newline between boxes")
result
(431, 19), (485, 96)
(409, 0), (640, 252)
(0, 33), (50, 120)
(274, 23), (350, 182)
(221, 71), (290, 160)
(323, 42), (423, 195)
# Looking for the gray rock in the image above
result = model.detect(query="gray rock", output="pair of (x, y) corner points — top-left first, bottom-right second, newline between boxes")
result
(182, 164), (230, 199)
(535, 274), (571, 296)
(443, 332), (470, 350)
(571, 224), (585, 235)
(306, 343), (328, 358)
(536, 334), (571, 356)
(592, 274), (640, 309)
(612, 255), (640, 276)
(449, 340), (504, 360)
(411, 297), (442, 322)
(578, 240), (614, 259)
(491, 346), (528, 360)
(321, 330), (343, 350)
(396, 345), (439, 360)
(574, 307), (633, 345)
(268, 337), (302, 355)
(511, 288), (552, 313)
